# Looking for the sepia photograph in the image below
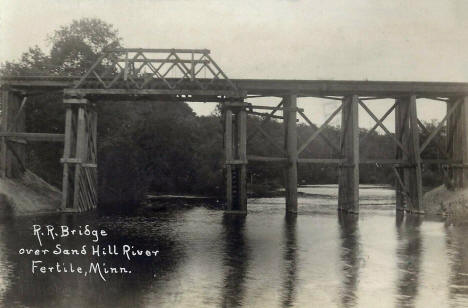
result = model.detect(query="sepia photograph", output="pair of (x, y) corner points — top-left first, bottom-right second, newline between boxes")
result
(0, 1), (468, 307)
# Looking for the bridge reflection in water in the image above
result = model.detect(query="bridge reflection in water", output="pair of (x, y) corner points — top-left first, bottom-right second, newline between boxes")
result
(0, 188), (467, 307)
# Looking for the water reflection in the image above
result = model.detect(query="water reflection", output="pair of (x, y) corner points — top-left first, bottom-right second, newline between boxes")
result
(338, 212), (360, 308)
(395, 213), (422, 308)
(2, 185), (468, 307)
(445, 223), (468, 305)
(281, 214), (298, 308)
(221, 215), (249, 308)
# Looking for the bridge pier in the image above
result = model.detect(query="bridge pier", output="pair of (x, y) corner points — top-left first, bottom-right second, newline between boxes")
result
(447, 96), (468, 189)
(338, 95), (359, 213)
(407, 95), (424, 213)
(61, 98), (98, 212)
(393, 96), (423, 213)
(284, 94), (298, 214)
(224, 102), (247, 213)
(395, 97), (410, 211)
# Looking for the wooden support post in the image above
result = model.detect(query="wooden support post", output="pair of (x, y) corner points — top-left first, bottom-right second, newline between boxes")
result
(284, 94), (298, 214)
(236, 106), (247, 212)
(1, 90), (8, 178)
(395, 98), (410, 211)
(225, 108), (233, 211)
(91, 110), (98, 208)
(73, 106), (87, 211)
(0, 89), (26, 178)
(447, 100), (455, 187)
(62, 98), (95, 211)
(450, 96), (468, 189)
(338, 95), (359, 213)
(407, 95), (424, 214)
(61, 106), (74, 209)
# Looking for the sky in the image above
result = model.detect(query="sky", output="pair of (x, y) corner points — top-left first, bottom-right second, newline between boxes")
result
(1, 0), (467, 130)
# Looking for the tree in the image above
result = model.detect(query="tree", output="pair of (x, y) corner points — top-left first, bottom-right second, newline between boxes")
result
(0, 18), (123, 187)
(48, 18), (121, 75)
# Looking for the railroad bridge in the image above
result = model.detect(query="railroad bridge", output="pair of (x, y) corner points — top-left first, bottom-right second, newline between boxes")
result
(1, 48), (467, 214)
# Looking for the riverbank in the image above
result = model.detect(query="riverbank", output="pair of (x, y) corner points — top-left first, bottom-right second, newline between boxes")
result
(423, 184), (468, 222)
(0, 170), (61, 216)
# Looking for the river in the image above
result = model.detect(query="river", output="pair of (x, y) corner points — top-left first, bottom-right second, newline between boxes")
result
(0, 184), (467, 308)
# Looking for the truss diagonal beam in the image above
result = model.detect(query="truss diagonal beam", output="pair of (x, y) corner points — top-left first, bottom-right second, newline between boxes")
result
(358, 99), (409, 156)
(252, 121), (286, 155)
(10, 96), (27, 132)
(417, 119), (448, 158)
(297, 104), (342, 155)
(419, 98), (462, 154)
(247, 100), (284, 143)
(359, 101), (396, 145)
(297, 109), (340, 154)
(74, 53), (108, 89)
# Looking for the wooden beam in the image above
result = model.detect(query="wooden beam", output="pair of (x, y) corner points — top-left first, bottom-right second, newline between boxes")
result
(1, 90), (8, 178)
(297, 109), (341, 154)
(0, 132), (64, 142)
(247, 111), (285, 120)
(359, 159), (405, 164)
(407, 95), (424, 213)
(61, 106), (74, 209)
(5, 77), (468, 98)
(65, 88), (243, 98)
(224, 108), (233, 211)
(247, 99), (284, 143)
(392, 166), (411, 204)
(252, 120), (286, 155)
(285, 94), (298, 214)
(72, 107), (87, 210)
(11, 96), (27, 132)
(247, 155), (287, 162)
(237, 107), (247, 212)
(419, 98), (462, 154)
(417, 119), (448, 158)
(395, 98), (410, 211)
(0, 90), (26, 178)
(63, 98), (89, 105)
(298, 158), (345, 164)
(359, 101), (396, 145)
(338, 95), (359, 213)
(106, 48), (211, 54)
(450, 96), (468, 188)
(297, 105), (342, 154)
(358, 99), (409, 156)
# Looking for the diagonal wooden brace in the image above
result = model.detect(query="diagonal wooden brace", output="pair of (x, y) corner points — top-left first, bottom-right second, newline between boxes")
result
(297, 104), (342, 154)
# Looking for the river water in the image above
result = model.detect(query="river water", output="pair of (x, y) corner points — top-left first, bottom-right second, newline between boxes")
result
(0, 184), (467, 308)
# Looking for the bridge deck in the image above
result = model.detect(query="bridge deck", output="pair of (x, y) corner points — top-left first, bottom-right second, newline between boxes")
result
(2, 76), (468, 99)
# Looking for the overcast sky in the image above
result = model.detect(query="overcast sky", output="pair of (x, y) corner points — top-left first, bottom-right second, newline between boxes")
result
(1, 0), (467, 129)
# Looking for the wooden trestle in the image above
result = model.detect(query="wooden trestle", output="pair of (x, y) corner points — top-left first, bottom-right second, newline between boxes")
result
(238, 93), (468, 215)
(61, 98), (98, 211)
(1, 50), (468, 214)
